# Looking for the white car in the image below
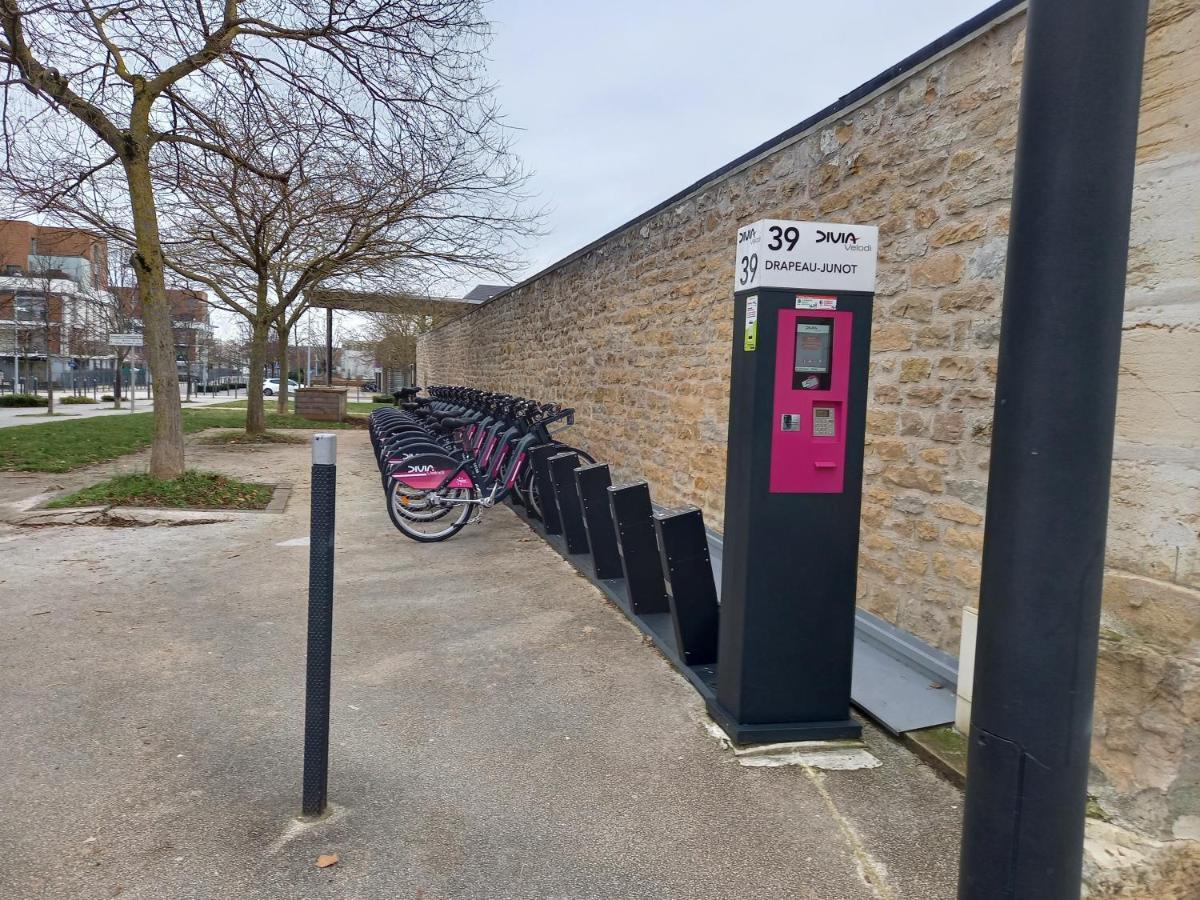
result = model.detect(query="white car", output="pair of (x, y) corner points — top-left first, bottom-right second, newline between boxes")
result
(262, 378), (300, 396)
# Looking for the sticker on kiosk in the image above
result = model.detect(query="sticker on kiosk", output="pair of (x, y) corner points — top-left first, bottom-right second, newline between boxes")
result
(796, 294), (837, 310)
(744, 295), (758, 351)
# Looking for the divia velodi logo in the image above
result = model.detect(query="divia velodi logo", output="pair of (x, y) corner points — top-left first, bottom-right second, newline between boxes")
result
(815, 228), (873, 252)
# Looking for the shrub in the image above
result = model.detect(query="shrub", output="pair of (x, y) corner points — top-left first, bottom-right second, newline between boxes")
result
(101, 394), (115, 402)
(372, 394), (395, 403)
(0, 393), (47, 407)
(60, 395), (94, 405)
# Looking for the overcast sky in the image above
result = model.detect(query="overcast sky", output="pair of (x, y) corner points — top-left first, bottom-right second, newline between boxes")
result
(484, 0), (997, 284)
(238, 0), (1001, 341)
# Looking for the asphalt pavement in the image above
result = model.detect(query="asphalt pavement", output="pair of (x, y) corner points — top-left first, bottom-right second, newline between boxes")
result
(0, 431), (964, 899)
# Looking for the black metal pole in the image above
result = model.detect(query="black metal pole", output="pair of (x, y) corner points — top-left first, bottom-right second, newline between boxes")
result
(302, 433), (337, 818)
(958, 2), (1149, 898)
(325, 306), (334, 387)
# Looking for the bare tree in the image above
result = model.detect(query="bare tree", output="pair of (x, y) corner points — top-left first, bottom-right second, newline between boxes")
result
(207, 335), (246, 383)
(1, 0), (505, 476)
(352, 304), (466, 383)
(157, 98), (532, 433)
(102, 255), (149, 406)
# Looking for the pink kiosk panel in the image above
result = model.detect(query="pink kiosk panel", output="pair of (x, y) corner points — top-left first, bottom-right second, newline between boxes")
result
(769, 307), (854, 493)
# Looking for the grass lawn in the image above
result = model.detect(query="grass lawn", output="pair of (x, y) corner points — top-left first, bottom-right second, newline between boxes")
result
(196, 429), (306, 446)
(348, 401), (388, 414)
(205, 399), (272, 409)
(46, 470), (274, 510)
(207, 398), (384, 415)
(0, 407), (362, 473)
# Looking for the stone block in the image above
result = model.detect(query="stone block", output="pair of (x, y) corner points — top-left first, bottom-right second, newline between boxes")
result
(295, 386), (348, 422)
(931, 500), (983, 526)
(872, 323), (914, 352)
(916, 520), (941, 542)
(948, 149), (986, 173)
(869, 438), (908, 462)
(930, 220), (987, 247)
(899, 358), (932, 382)
(882, 464), (945, 493)
(900, 411), (927, 437)
(936, 355), (977, 380)
(911, 251), (965, 287)
(966, 237), (1009, 279)
(945, 527), (984, 550)
(867, 410), (899, 435)
(920, 447), (951, 466)
(873, 383), (902, 405)
(938, 284), (996, 312)
(907, 384), (944, 406)
(899, 152), (949, 186)
(914, 206), (940, 229)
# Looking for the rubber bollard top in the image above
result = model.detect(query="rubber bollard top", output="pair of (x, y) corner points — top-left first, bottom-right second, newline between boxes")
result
(312, 433), (337, 465)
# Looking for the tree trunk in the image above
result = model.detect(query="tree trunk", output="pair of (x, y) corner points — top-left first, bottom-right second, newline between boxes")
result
(276, 318), (290, 415)
(124, 154), (184, 478)
(246, 320), (270, 435)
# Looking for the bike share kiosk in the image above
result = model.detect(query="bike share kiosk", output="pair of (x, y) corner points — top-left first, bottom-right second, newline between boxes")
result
(710, 219), (878, 743)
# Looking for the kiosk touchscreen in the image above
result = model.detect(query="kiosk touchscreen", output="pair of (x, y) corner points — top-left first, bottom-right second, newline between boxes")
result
(711, 219), (879, 743)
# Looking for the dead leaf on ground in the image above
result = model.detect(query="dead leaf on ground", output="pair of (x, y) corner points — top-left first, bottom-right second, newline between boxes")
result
(316, 853), (339, 869)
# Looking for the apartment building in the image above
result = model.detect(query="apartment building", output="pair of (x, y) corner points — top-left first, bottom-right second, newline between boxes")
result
(112, 285), (214, 382)
(0, 220), (116, 387)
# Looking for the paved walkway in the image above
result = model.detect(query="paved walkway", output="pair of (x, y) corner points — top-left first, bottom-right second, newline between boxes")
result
(0, 390), (239, 429)
(0, 431), (964, 899)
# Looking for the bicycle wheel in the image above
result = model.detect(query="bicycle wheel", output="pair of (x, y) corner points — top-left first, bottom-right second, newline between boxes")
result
(385, 454), (478, 542)
(386, 479), (477, 542)
(389, 477), (455, 521)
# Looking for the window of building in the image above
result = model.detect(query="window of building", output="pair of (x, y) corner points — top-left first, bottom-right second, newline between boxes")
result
(13, 293), (45, 321)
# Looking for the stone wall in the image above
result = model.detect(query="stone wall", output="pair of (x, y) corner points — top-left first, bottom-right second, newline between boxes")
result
(419, 1), (1200, 839)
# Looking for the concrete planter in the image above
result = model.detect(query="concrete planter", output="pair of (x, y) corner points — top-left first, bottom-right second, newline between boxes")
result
(296, 386), (349, 422)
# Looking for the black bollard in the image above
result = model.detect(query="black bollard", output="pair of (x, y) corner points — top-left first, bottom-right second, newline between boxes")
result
(527, 444), (564, 535)
(654, 506), (720, 666)
(549, 451), (589, 554)
(608, 482), (669, 615)
(302, 433), (337, 818)
(575, 464), (623, 580)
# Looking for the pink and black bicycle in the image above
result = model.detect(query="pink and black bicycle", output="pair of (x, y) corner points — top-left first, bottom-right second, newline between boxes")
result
(369, 386), (592, 542)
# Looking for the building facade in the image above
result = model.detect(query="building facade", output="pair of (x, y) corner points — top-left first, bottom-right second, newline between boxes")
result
(0, 220), (118, 387)
(113, 286), (214, 384)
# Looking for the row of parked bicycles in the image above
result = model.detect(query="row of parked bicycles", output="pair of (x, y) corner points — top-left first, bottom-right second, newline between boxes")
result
(369, 386), (594, 542)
